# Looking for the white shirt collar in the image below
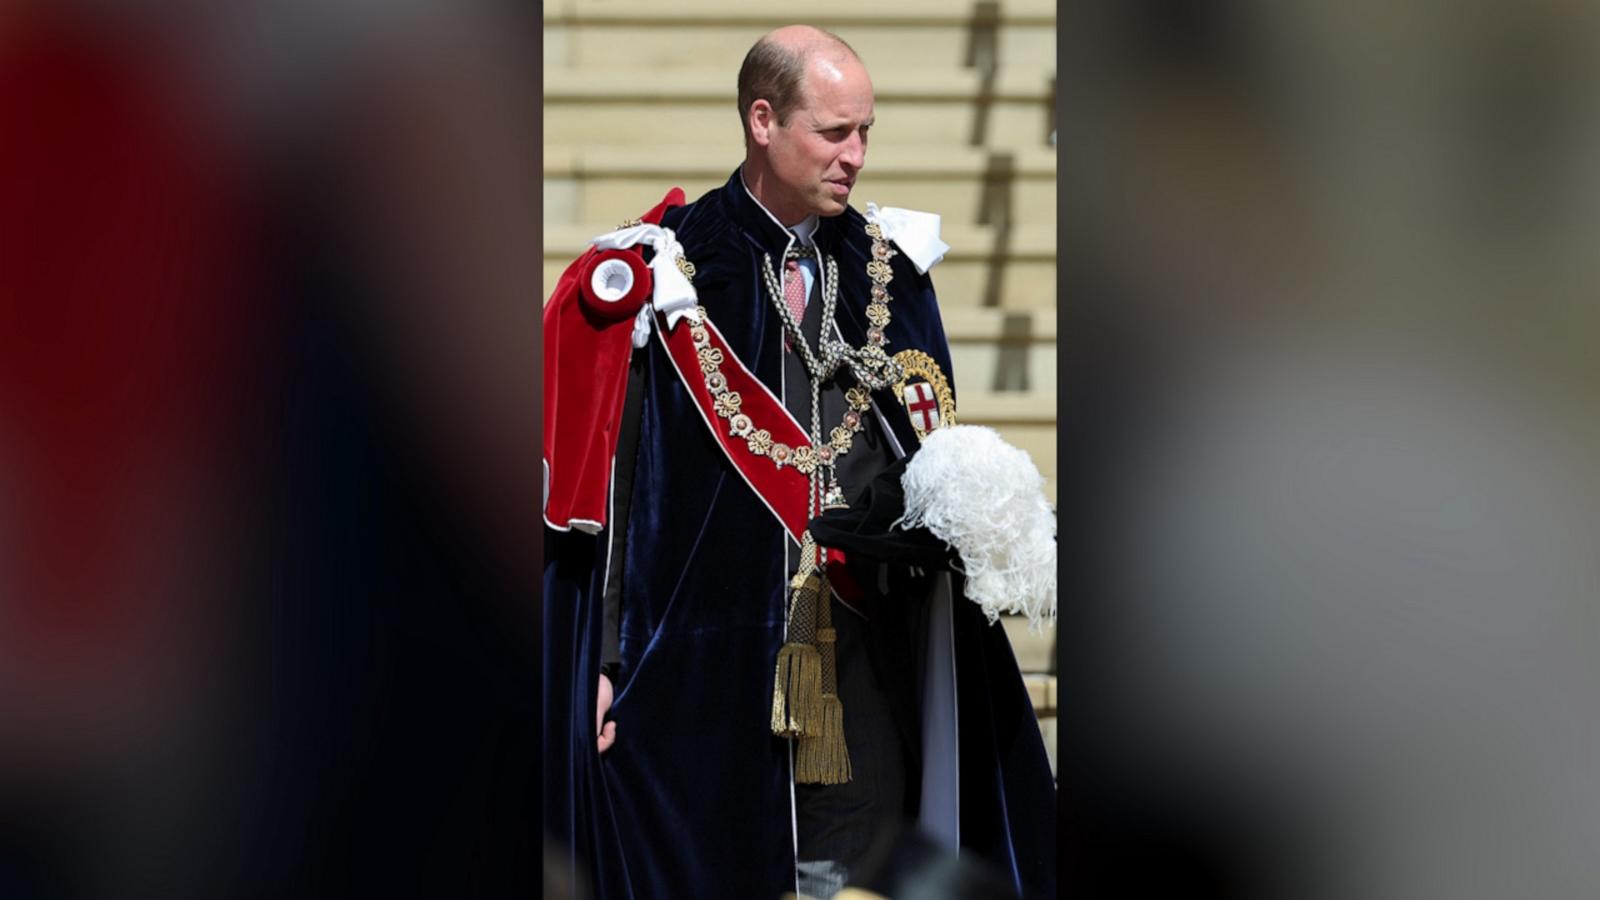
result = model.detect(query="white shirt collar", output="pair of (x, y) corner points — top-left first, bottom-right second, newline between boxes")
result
(789, 214), (819, 247)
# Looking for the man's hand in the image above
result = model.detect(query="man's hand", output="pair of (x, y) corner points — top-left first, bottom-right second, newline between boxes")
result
(597, 673), (617, 753)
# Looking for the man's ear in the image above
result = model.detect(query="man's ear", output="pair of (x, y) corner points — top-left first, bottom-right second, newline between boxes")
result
(749, 99), (775, 147)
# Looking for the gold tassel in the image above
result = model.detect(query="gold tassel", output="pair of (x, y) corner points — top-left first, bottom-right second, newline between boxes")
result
(795, 693), (851, 784)
(770, 641), (822, 737)
(772, 559), (826, 737)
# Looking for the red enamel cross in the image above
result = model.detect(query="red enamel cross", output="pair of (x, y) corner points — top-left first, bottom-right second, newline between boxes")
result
(905, 381), (940, 433)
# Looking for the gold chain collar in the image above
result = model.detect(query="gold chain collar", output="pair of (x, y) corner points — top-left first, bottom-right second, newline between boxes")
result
(684, 222), (899, 474)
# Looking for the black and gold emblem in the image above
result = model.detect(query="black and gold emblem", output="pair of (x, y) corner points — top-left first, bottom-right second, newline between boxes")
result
(892, 349), (956, 441)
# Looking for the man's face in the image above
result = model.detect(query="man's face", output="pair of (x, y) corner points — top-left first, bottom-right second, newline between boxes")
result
(764, 55), (874, 220)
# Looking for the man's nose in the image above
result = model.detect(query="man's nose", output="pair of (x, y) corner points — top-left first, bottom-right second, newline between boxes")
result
(839, 131), (866, 171)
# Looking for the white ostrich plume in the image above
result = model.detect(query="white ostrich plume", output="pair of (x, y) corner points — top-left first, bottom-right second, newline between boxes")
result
(897, 425), (1057, 631)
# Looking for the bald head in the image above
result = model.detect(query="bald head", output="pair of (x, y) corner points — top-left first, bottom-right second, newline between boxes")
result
(737, 25), (861, 145)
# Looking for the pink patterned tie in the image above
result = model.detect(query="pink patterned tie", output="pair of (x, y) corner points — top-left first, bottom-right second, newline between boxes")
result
(783, 258), (807, 349)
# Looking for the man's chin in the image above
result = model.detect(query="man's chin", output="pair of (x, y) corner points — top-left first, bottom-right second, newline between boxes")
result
(816, 196), (850, 217)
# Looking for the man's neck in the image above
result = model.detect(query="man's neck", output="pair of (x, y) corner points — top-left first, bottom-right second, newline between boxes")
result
(739, 164), (816, 238)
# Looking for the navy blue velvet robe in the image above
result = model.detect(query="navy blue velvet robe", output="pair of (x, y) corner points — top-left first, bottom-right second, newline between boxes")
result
(544, 171), (1056, 899)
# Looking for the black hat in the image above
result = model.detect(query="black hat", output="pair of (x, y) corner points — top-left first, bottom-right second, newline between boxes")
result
(808, 453), (961, 571)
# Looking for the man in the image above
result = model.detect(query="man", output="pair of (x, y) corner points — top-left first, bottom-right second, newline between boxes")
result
(544, 26), (1055, 899)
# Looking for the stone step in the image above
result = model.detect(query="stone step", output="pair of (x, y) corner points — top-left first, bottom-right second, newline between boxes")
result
(943, 309), (1057, 394)
(542, 67), (1055, 151)
(940, 306), (1058, 339)
(955, 390), (1056, 423)
(1041, 716), (1057, 779)
(545, 0), (1056, 71)
(1022, 673), (1057, 715)
(1012, 625), (1060, 774)
(544, 146), (1057, 227)
(1001, 612), (1056, 674)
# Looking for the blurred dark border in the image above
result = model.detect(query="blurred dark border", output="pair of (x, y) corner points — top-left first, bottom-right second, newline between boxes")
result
(0, 2), (541, 897)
